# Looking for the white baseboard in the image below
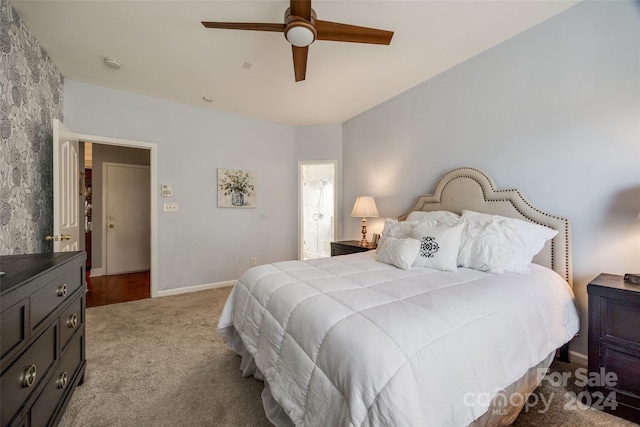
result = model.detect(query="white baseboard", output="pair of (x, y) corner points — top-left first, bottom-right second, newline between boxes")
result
(569, 350), (587, 366)
(90, 268), (104, 277)
(157, 280), (236, 297)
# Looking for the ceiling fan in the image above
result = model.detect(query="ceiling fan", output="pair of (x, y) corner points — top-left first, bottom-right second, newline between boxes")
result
(202, 0), (394, 82)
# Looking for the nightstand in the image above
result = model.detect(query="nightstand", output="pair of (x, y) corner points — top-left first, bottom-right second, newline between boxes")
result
(586, 273), (640, 423)
(330, 240), (377, 257)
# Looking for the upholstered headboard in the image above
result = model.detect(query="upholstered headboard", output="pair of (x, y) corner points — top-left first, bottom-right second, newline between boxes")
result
(398, 167), (572, 286)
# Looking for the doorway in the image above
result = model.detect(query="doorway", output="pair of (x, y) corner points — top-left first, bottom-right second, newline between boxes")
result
(85, 146), (151, 307)
(299, 161), (337, 260)
(53, 121), (159, 302)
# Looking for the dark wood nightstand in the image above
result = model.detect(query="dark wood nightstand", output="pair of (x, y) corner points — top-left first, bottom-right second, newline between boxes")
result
(586, 273), (640, 423)
(330, 240), (377, 257)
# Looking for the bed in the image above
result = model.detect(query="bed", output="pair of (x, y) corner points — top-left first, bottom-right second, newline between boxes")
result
(218, 167), (580, 426)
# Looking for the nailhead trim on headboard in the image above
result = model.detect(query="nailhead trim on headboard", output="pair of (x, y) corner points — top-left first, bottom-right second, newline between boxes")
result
(399, 167), (572, 285)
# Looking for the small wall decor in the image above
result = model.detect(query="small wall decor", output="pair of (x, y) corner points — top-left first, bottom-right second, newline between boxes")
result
(217, 168), (256, 208)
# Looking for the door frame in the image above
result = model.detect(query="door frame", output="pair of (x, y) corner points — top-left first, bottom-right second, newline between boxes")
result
(297, 160), (338, 260)
(75, 132), (159, 298)
(102, 162), (151, 276)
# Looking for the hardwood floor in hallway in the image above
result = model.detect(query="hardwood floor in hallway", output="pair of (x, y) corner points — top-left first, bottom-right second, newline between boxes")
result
(87, 271), (150, 307)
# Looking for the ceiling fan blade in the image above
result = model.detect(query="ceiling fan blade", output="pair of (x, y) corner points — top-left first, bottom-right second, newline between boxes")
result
(292, 46), (308, 82)
(290, 0), (312, 21)
(316, 20), (393, 45)
(201, 22), (285, 32)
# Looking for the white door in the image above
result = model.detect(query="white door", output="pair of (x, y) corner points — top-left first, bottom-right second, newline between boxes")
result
(52, 119), (80, 252)
(104, 163), (150, 275)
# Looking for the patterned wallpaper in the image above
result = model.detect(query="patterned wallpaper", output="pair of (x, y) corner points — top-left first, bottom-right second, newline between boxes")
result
(0, 0), (64, 255)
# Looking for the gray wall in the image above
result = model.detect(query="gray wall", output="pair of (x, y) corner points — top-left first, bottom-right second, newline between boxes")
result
(64, 79), (297, 292)
(342, 0), (640, 357)
(90, 144), (150, 271)
(0, 0), (63, 254)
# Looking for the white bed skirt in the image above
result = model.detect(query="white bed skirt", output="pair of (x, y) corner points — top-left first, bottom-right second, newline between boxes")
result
(222, 325), (294, 426)
(470, 352), (554, 427)
(221, 324), (555, 427)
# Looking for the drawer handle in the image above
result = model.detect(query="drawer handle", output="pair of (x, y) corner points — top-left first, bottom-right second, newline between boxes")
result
(67, 313), (78, 328)
(57, 283), (67, 297)
(22, 364), (37, 388)
(57, 371), (68, 389)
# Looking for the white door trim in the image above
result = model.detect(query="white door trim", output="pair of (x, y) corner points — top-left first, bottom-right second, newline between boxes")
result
(74, 131), (159, 298)
(297, 160), (339, 260)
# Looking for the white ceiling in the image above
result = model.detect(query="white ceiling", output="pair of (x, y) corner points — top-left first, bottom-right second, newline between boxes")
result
(10, 0), (579, 126)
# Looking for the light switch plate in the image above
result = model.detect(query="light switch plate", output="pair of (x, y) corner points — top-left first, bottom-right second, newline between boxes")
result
(161, 185), (172, 197)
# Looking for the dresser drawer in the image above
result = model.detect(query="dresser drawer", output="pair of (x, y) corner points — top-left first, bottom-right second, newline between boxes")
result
(1, 323), (57, 427)
(30, 268), (81, 332)
(59, 294), (84, 353)
(602, 298), (640, 346)
(1, 299), (28, 360)
(30, 333), (83, 427)
(602, 345), (640, 398)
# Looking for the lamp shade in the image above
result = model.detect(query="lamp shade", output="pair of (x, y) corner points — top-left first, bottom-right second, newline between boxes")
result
(351, 196), (379, 218)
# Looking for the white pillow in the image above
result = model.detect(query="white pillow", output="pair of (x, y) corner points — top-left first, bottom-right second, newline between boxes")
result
(457, 218), (515, 274)
(410, 223), (463, 272)
(405, 210), (461, 226)
(461, 210), (559, 273)
(377, 237), (421, 270)
(377, 218), (436, 253)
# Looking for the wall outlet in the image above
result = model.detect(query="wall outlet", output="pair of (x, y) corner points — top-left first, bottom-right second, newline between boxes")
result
(163, 202), (179, 212)
(250, 257), (257, 266)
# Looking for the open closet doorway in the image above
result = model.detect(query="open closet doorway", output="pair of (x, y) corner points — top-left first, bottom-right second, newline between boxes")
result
(84, 143), (151, 307)
(298, 161), (337, 260)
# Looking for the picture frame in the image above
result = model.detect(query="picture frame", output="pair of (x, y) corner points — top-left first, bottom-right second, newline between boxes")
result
(372, 233), (380, 245)
(217, 168), (256, 208)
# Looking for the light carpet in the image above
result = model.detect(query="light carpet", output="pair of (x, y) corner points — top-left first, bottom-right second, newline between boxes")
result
(60, 287), (635, 427)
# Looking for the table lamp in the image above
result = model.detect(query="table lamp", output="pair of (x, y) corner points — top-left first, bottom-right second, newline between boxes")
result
(351, 196), (379, 246)
(624, 211), (640, 285)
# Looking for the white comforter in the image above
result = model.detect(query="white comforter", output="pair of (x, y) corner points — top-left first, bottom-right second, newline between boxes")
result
(218, 252), (579, 427)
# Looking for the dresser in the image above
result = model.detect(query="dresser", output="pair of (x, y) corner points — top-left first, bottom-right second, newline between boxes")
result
(1, 252), (86, 427)
(330, 240), (377, 257)
(587, 273), (640, 423)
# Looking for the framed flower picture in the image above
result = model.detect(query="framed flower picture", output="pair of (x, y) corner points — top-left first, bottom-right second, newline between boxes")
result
(217, 168), (256, 208)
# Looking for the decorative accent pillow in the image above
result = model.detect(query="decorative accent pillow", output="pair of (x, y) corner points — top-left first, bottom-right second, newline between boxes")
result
(457, 217), (515, 274)
(377, 218), (436, 253)
(410, 223), (463, 272)
(405, 210), (461, 226)
(461, 210), (558, 274)
(376, 237), (421, 270)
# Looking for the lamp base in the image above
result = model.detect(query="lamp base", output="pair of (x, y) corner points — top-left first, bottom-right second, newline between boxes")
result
(360, 219), (368, 246)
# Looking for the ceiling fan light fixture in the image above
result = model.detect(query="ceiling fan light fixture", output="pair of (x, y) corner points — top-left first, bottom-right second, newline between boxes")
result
(202, 1), (393, 82)
(285, 24), (316, 47)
